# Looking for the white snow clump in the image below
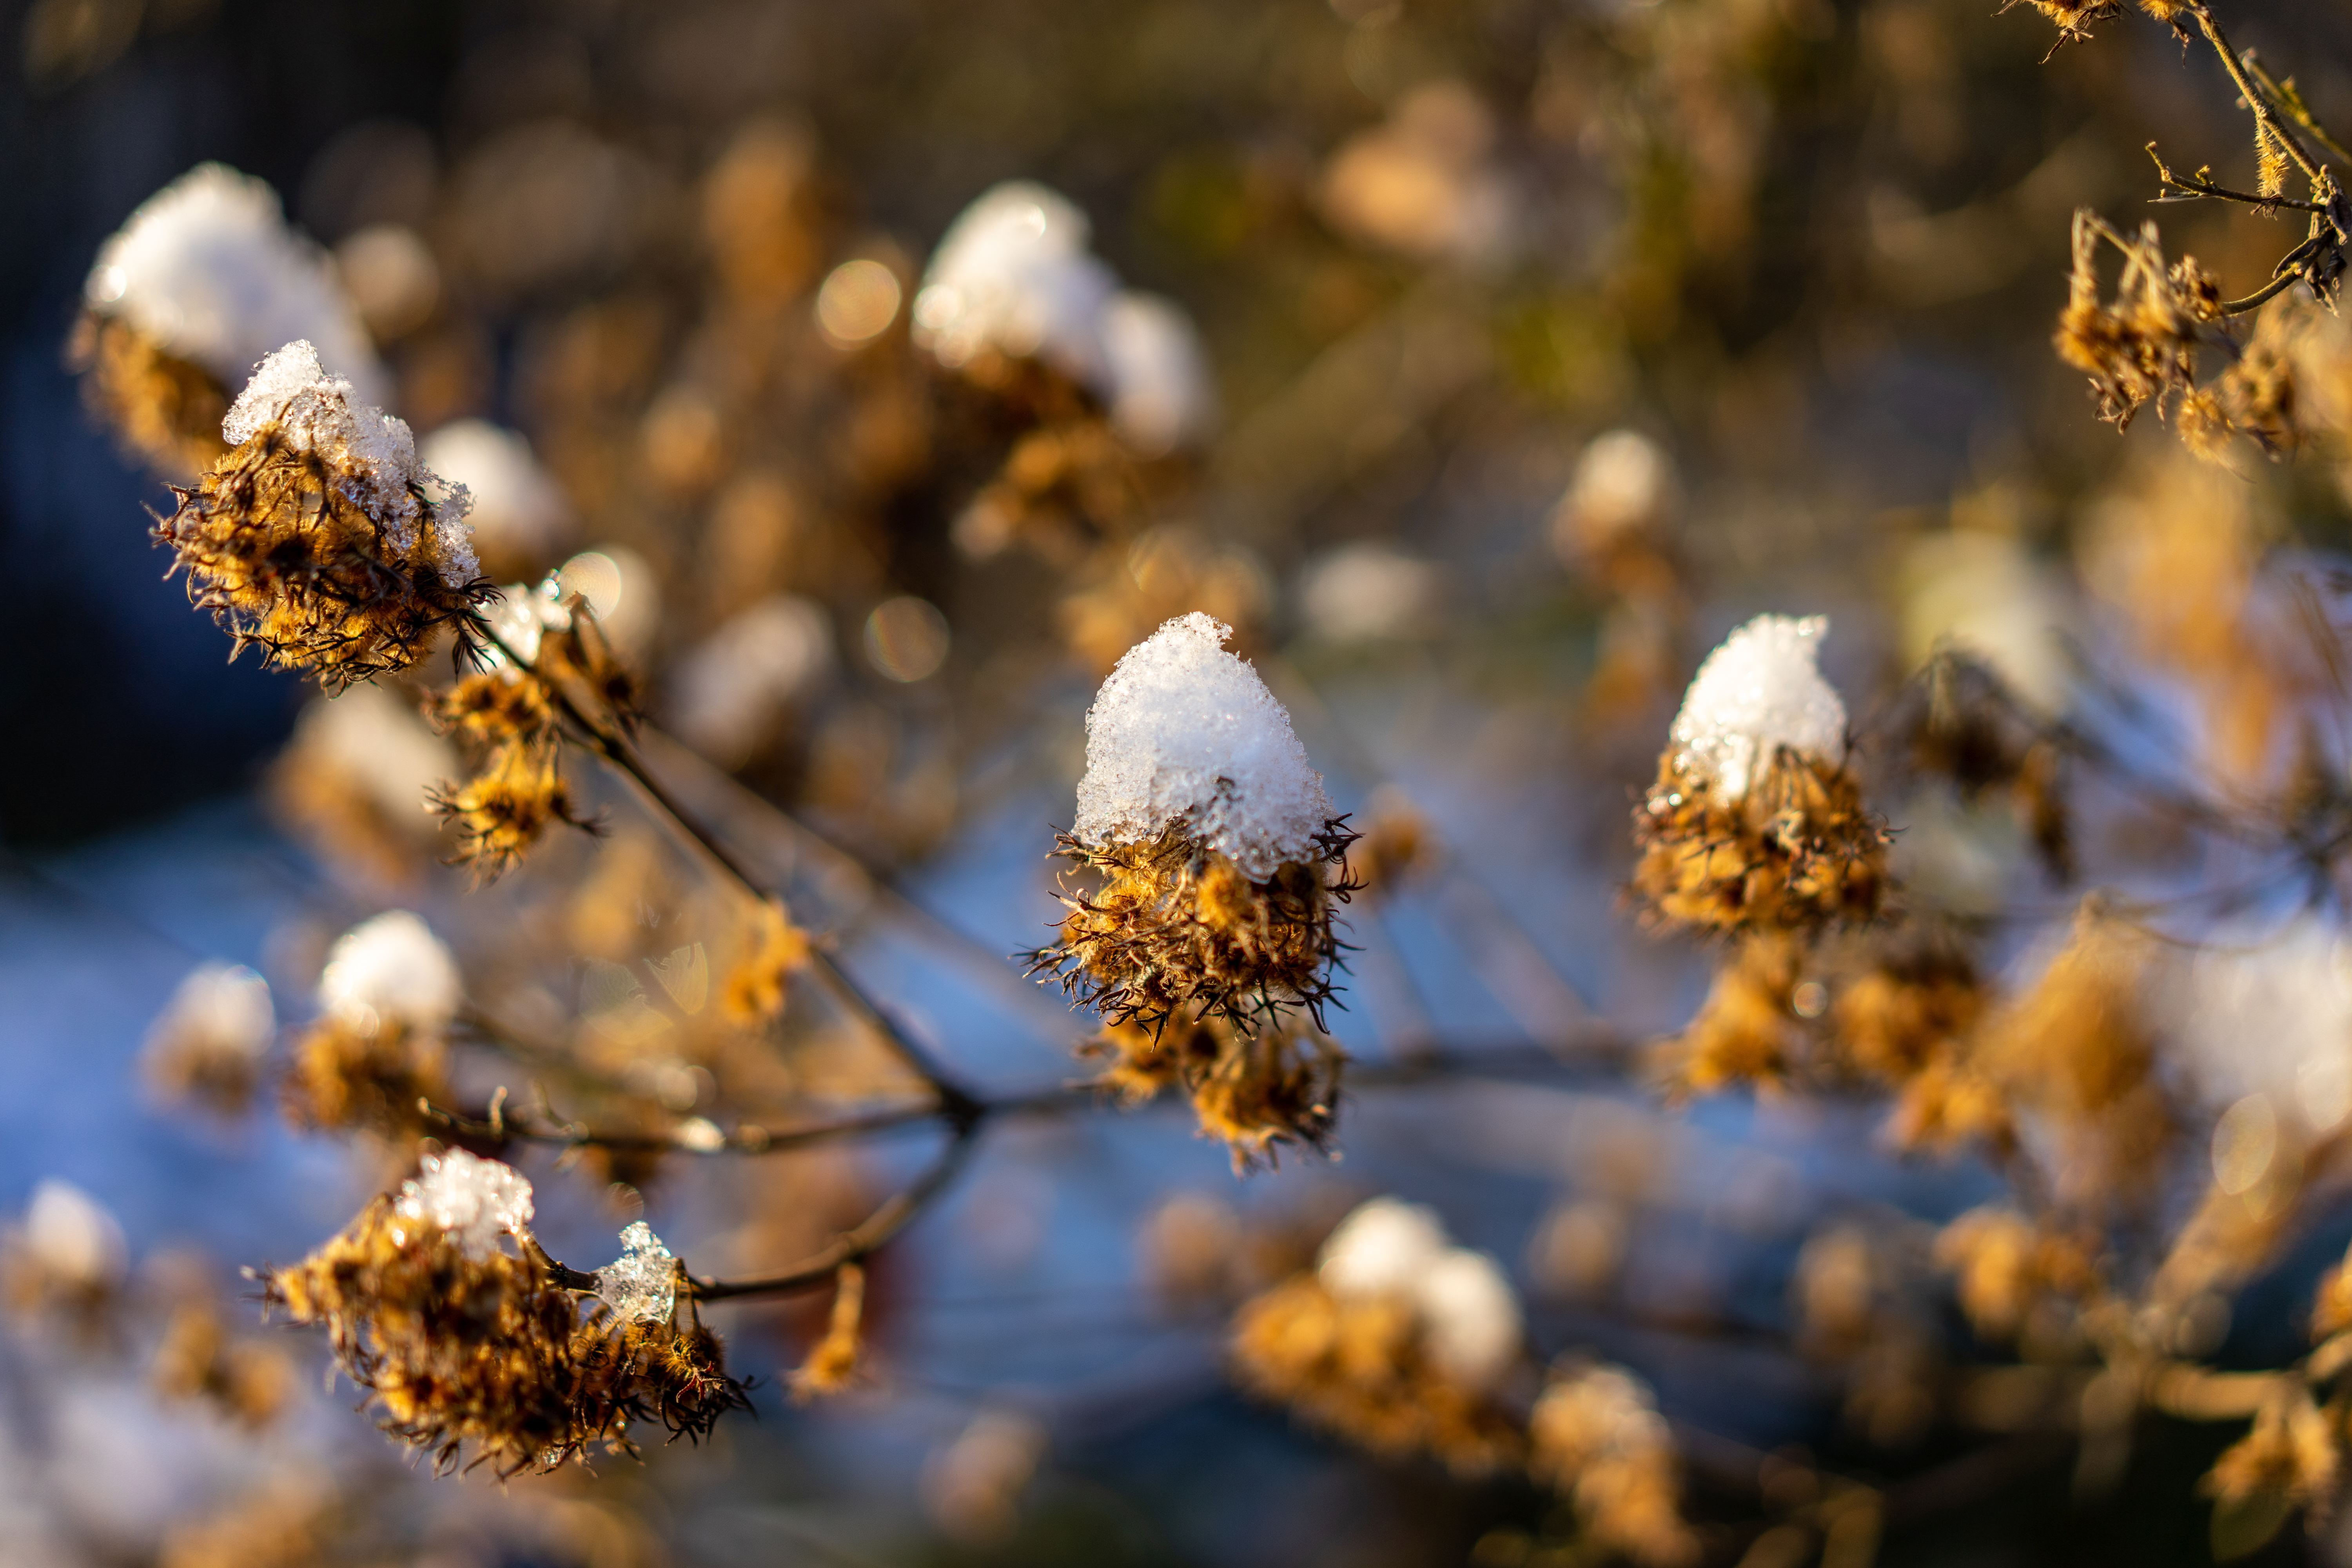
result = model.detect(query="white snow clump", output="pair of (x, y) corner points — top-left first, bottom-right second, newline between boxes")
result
(2177, 916), (2352, 1137)
(667, 594), (835, 766)
(596, 1221), (679, 1324)
(147, 962), (274, 1062)
(224, 340), (479, 586)
(1072, 612), (1333, 879)
(914, 181), (1216, 454)
(85, 163), (386, 404)
(289, 683), (460, 824)
(1317, 1197), (1523, 1392)
(1668, 614), (1847, 801)
(417, 420), (573, 568)
(22, 1180), (128, 1289)
(318, 909), (463, 1034)
(393, 1150), (534, 1260)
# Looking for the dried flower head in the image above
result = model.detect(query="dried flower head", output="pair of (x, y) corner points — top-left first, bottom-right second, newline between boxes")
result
(3, 1180), (127, 1321)
(152, 1298), (297, 1427)
(1999, 0), (2125, 53)
(1933, 1206), (2100, 1345)
(1634, 615), (1886, 934)
(156, 342), (484, 686)
(1528, 1362), (1701, 1568)
(720, 897), (813, 1025)
(283, 911), (461, 1134)
(1232, 1199), (1526, 1474)
(1035, 615), (1356, 1051)
(2202, 1388), (2339, 1519)
(1085, 1015), (1345, 1167)
(143, 962), (275, 1116)
(2055, 212), (2236, 436)
(265, 1156), (746, 1473)
(77, 163), (383, 476)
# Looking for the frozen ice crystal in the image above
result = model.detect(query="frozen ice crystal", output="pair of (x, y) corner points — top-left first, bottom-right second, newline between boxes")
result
(393, 1150), (534, 1259)
(1072, 613), (1332, 879)
(1667, 614), (1847, 801)
(223, 341), (478, 586)
(595, 1221), (678, 1324)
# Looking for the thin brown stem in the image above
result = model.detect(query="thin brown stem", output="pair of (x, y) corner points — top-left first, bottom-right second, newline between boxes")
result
(2243, 53), (2352, 170)
(2145, 141), (2327, 211)
(2191, 6), (2327, 189)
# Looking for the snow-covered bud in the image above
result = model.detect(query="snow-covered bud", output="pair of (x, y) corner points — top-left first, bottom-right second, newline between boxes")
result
(74, 164), (383, 476)
(266, 1161), (746, 1475)
(1034, 613), (1355, 1160)
(1232, 1197), (1527, 1475)
(142, 962), (275, 1116)
(285, 911), (460, 1133)
(1632, 615), (1887, 933)
(154, 341), (484, 687)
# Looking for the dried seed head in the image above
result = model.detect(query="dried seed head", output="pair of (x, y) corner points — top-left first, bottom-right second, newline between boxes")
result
(142, 962), (275, 1117)
(1529, 1362), (1701, 1568)
(719, 897), (812, 1025)
(1085, 1014), (1347, 1167)
(1232, 1211), (1526, 1475)
(1038, 823), (1357, 1040)
(428, 739), (590, 881)
(266, 1166), (747, 1473)
(155, 341), (483, 687)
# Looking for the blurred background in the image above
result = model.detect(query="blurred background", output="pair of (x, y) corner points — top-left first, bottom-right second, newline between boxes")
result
(8, 0), (2352, 1563)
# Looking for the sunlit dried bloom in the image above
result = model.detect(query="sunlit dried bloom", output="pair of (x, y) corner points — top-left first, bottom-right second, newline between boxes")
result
(76, 163), (382, 476)
(720, 896), (813, 1025)
(791, 1263), (867, 1399)
(1933, 1207), (2100, 1344)
(284, 911), (461, 1134)
(157, 341), (484, 687)
(1833, 939), (1987, 1085)
(1662, 933), (1803, 1096)
(1998, 0), (2124, 53)
(143, 962), (275, 1116)
(1633, 615), (1886, 934)
(156, 1482), (332, 1568)
(1318, 80), (1516, 266)
(1086, 1016), (1347, 1167)
(1977, 904), (2173, 1201)
(1037, 616), (1357, 1063)
(152, 1297), (297, 1427)
(1231, 1200), (1526, 1474)
(2, 1179), (127, 1320)
(266, 1157), (746, 1472)
(428, 733), (590, 880)
(2055, 212), (2226, 434)
(2203, 1388), (2339, 1516)
(1528, 1362), (1701, 1568)
(923, 1411), (1050, 1546)
(953, 415), (1146, 565)
(1348, 789), (1432, 902)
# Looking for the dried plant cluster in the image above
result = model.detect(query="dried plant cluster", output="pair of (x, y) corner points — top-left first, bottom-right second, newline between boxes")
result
(265, 1165), (747, 1475)
(48, 0), (2352, 1558)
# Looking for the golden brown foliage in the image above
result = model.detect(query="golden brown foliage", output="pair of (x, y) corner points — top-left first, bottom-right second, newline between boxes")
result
(69, 311), (229, 478)
(1085, 1016), (1346, 1167)
(156, 424), (485, 686)
(1230, 1273), (1523, 1475)
(1933, 1207), (2101, 1344)
(1632, 749), (1888, 936)
(1036, 823), (1357, 1036)
(720, 896), (813, 1025)
(152, 1298), (296, 1427)
(280, 1017), (448, 1136)
(1528, 1362), (1701, 1568)
(266, 1194), (748, 1474)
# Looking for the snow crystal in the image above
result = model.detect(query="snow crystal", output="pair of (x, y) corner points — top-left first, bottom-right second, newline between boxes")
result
(1072, 613), (1333, 878)
(1416, 1249), (1523, 1392)
(393, 1150), (534, 1259)
(149, 963), (274, 1062)
(2178, 916), (2352, 1136)
(479, 577), (572, 668)
(595, 1221), (677, 1324)
(1667, 614), (1847, 800)
(223, 342), (479, 586)
(1318, 1197), (1449, 1299)
(85, 163), (386, 404)
(1100, 292), (1216, 457)
(22, 1181), (126, 1289)
(914, 181), (1116, 385)
(666, 594), (834, 766)
(318, 910), (462, 1034)
(418, 420), (572, 568)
